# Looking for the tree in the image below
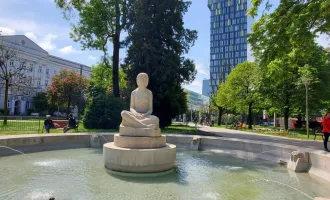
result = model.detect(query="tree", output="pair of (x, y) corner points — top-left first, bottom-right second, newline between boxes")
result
(91, 60), (127, 90)
(32, 93), (49, 114)
(46, 70), (89, 119)
(123, 0), (197, 127)
(83, 86), (124, 129)
(211, 82), (228, 126)
(55, 0), (128, 98)
(223, 62), (262, 129)
(248, 0), (330, 130)
(0, 34), (32, 123)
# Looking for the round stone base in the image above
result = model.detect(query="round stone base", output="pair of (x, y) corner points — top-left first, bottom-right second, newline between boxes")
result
(103, 142), (176, 173)
(114, 134), (166, 149)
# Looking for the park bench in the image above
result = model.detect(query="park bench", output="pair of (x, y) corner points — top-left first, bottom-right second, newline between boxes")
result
(41, 119), (79, 133)
(313, 127), (324, 141)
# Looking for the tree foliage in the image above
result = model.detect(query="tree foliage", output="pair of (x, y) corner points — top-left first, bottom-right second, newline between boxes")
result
(123, 0), (197, 127)
(46, 70), (89, 118)
(248, 0), (330, 130)
(83, 86), (124, 129)
(91, 60), (127, 90)
(55, 0), (128, 97)
(223, 61), (262, 129)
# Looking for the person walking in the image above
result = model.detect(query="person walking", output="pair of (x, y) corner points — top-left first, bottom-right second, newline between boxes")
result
(322, 112), (330, 152)
(63, 114), (77, 133)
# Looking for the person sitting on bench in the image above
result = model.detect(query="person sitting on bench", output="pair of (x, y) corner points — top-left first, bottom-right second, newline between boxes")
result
(44, 115), (54, 133)
(63, 114), (77, 133)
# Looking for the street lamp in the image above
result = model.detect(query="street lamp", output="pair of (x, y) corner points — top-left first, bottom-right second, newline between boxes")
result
(301, 76), (311, 138)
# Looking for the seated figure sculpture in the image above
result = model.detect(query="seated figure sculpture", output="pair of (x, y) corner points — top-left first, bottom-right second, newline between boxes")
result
(121, 73), (159, 130)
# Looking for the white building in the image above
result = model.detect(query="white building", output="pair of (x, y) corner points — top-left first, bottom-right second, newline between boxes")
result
(0, 35), (91, 115)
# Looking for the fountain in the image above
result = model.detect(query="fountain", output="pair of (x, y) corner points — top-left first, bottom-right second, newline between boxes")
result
(103, 73), (176, 173)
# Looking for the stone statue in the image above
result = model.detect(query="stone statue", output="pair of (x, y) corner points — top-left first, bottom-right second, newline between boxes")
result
(121, 73), (159, 129)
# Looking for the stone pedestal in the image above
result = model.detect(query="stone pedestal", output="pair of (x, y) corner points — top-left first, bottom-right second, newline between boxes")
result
(104, 127), (176, 174)
(287, 151), (310, 172)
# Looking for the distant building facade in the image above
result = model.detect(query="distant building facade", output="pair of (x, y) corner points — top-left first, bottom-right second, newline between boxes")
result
(202, 79), (211, 97)
(185, 89), (210, 110)
(0, 35), (91, 115)
(208, 0), (253, 92)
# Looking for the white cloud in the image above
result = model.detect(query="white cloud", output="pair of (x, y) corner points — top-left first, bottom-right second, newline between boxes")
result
(0, 27), (16, 35)
(88, 55), (97, 60)
(183, 79), (203, 94)
(195, 63), (209, 76)
(315, 33), (330, 48)
(39, 33), (58, 51)
(59, 45), (81, 54)
(25, 32), (37, 41)
(191, 80), (202, 87)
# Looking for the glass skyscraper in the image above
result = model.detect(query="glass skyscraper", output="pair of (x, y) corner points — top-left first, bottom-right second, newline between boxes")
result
(208, 0), (253, 92)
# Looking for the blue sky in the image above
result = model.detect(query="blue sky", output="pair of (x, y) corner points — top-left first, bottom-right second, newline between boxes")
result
(0, 0), (328, 94)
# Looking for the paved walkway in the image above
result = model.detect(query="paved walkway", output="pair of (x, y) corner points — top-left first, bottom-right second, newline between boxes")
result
(197, 125), (325, 150)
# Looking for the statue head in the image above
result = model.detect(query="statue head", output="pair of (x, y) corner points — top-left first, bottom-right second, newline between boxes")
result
(136, 73), (149, 88)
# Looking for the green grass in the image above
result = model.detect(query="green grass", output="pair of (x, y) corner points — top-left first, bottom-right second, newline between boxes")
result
(0, 122), (219, 136)
(216, 125), (323, 141)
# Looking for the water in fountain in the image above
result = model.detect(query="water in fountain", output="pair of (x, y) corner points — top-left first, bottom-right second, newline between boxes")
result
(1, 149), (329, 199)
(96, 134), (108, 142)
(183, 137), (200, 150)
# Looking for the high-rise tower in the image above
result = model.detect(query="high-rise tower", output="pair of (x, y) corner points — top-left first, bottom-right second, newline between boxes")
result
(208, 0), (253, 93)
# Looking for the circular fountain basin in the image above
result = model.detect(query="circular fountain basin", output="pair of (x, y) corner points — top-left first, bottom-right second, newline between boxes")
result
(103, 142), (176, 173)
(1, 148), (330, 200)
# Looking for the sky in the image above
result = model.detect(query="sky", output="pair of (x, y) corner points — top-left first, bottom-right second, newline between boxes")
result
(0, 0), (329, 94)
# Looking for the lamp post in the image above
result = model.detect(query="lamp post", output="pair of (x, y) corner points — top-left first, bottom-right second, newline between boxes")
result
(301, 77), (311, 138)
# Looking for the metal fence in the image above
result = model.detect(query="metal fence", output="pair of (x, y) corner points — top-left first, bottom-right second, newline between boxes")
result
(0, 116), (42, 132)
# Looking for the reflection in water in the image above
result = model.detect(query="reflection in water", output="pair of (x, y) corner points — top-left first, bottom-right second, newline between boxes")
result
(0, 148), (329, 200)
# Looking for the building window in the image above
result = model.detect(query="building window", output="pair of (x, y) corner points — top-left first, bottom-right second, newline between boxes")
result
(7, 100), (10, 108)
(26, 101), (30, 110)
(29, 64), (33, 72)
(38, 66), (42, 73)
(46, 69), (49, 75)
(37, 80), (41, 86)
(10, 60), (14, 66)
(45, 80), (49, 86)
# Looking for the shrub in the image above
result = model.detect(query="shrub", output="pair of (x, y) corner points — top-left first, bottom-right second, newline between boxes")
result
(83, 88), (124, 129)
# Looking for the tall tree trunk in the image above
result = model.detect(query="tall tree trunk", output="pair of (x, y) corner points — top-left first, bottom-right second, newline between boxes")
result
(217, 107), (223, 126)
(3, 80), (9, 125)
(248, 102), (252, 129)
(112, 3), (121, 98)
(67, 98), (71, 120)
(284, 106), (289, 131)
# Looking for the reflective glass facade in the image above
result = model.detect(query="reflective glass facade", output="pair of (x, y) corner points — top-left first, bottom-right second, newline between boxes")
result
(208, 0), (249, 92)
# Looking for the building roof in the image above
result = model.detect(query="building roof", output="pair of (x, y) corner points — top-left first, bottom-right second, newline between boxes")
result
(0, 35), (90, 70)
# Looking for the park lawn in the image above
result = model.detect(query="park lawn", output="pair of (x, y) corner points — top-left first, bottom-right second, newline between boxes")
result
(0, 123), (218, 136)
(222, 126), (324, 141)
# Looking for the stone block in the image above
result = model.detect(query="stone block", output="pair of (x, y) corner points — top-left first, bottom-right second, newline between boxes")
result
(310, 153), (326, 168)
(114, 134), (166, 149)
(287, 151), (310, 172)
(119, 126), (161, 137)
(103, 142), (176, 173)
